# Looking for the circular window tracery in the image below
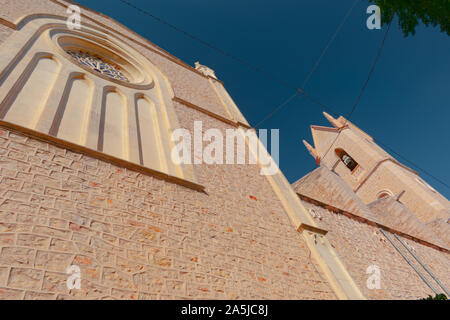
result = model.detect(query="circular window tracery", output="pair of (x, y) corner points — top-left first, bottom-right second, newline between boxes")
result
(51, 31), (153, 88)
(66, 50), (129, 82)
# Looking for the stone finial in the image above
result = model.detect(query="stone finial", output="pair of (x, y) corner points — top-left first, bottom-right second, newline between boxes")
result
(323, 111), (344, 128)
(194, 62), (217, 79)
(303, 140), (320, 165)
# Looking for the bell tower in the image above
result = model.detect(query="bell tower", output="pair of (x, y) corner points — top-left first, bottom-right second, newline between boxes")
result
(303, 112), (450, 225)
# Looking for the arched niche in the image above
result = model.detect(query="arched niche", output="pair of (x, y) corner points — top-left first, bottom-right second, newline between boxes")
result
(377, 190), (394, 199)
(0, 15), (196, 184)
(335, 148), (359, 172)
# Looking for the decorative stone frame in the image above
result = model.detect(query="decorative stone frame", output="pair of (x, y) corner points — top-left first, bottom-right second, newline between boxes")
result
(376, 189), (394, 199)
(0, 15), (197, 187)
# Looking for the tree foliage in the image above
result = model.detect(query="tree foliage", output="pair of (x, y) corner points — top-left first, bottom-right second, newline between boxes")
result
(369, 0), (450, 36)
(420, 293), (448, 300)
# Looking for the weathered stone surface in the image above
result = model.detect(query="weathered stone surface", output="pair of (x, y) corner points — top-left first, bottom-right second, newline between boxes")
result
(42, 272), (68, 293)
(16, 234), (50, 249)
(49, 238), (77, 252)
(0, 267), (8, 286)
(32, 226), (71, 240)
(300, 200), (450, 300)
(35, 251), (73, 272)
(23, 291), (56, 300)
(0, 0), (446, 302)
(0, 247), (35, 267)
(102, 267), (134, 290)
(8, 268), (42, 290)
(0, 287), (23, 299)
(0, 233), (14, 246)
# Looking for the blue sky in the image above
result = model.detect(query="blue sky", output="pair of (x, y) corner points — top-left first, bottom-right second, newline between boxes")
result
(75, 0), (450, 198)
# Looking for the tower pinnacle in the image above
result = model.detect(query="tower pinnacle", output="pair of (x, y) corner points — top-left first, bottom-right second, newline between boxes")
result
(323, 111), (344, 128)
(303, 140), (320, 164)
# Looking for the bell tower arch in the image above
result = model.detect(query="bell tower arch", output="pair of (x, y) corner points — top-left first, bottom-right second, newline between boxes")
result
(303, 112), (450, 223)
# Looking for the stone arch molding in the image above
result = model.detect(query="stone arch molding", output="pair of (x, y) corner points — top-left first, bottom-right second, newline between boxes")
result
(0, 15), (196, 184)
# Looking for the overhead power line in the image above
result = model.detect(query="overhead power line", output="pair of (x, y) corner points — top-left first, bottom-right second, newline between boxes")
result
(116, 0), (450, 191)
(321, 13), (394, 161)
(117, 0), (337, 118)
(118, 0), (295, 89)
(376, 140), (450, 190)
(255, 0), (360, 128)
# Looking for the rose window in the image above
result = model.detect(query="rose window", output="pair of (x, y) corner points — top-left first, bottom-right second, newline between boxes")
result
(66, 50), (129, 82)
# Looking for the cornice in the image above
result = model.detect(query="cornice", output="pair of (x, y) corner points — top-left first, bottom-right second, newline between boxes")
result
(0, 120), (206, 193)
(173, 96), (253, 130)
(298, 193), (450, 254)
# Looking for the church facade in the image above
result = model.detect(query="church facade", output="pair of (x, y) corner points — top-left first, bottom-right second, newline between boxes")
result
(0, 0), (447, 300)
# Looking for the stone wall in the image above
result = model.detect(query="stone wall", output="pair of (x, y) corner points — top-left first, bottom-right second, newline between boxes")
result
(301, 200), (450, 300)
(0, 0), (342, 300)
(0, 119), (337, 299)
